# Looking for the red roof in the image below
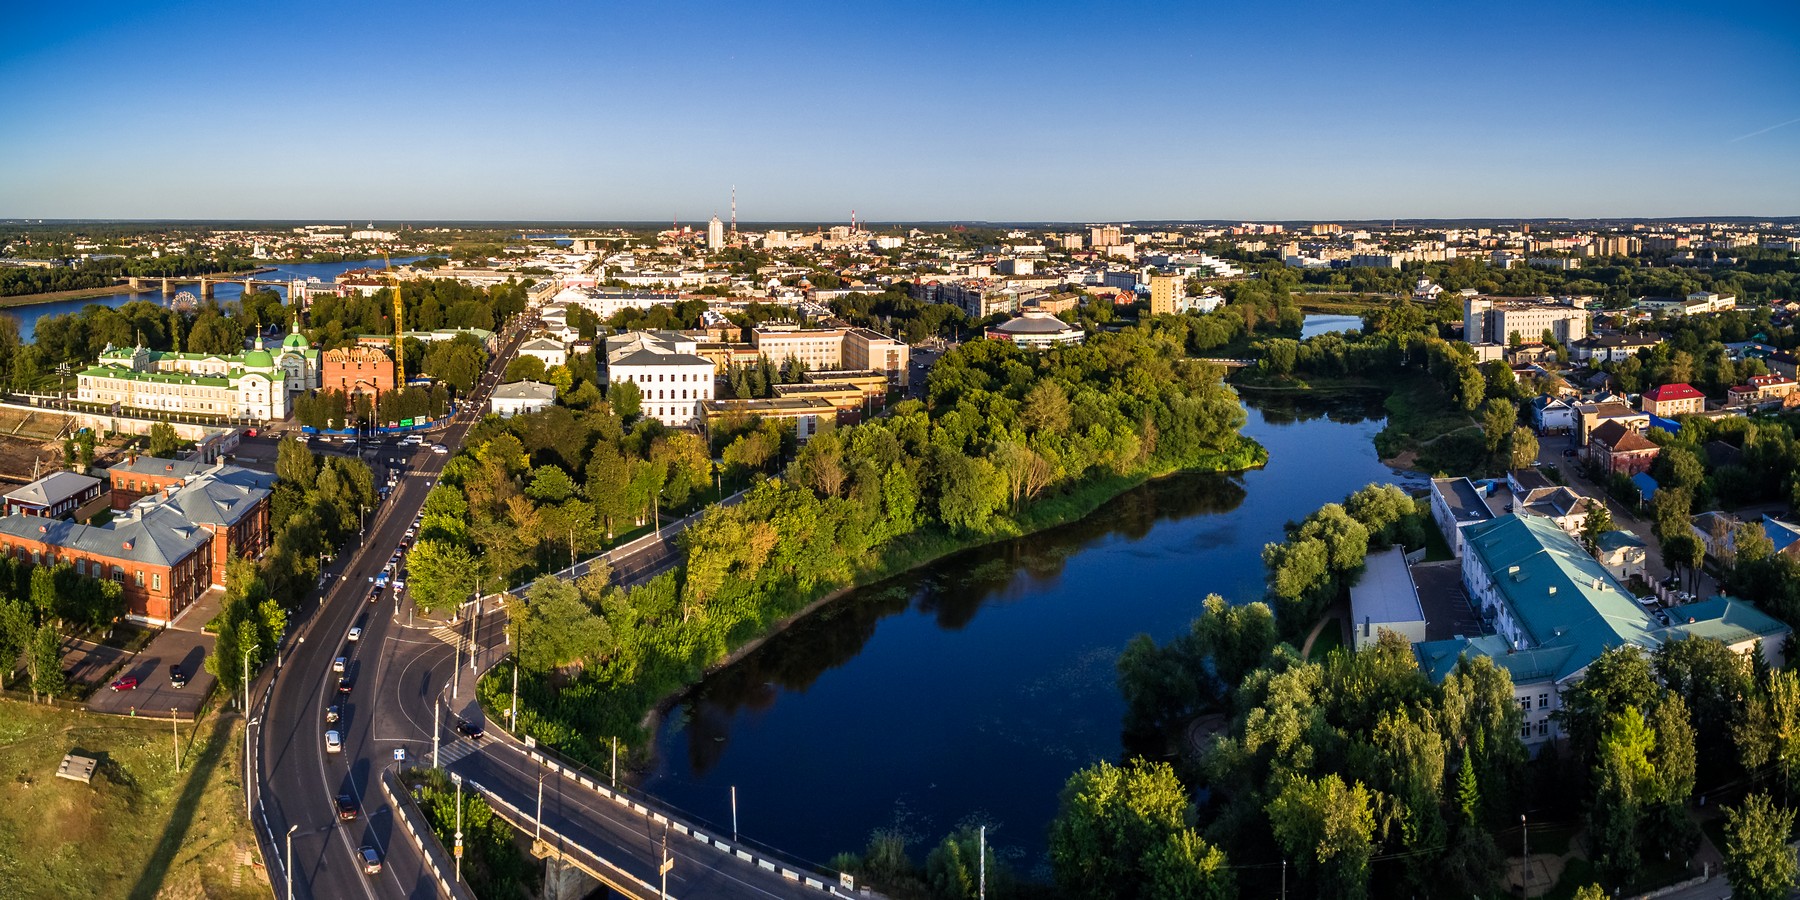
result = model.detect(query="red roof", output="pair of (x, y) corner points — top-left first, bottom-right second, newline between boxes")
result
(1644, 383), (1703, 402)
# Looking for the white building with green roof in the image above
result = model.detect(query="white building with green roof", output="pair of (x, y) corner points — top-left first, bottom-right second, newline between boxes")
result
(1415, 514), (1788, 750)
(77, 316), (319, 421)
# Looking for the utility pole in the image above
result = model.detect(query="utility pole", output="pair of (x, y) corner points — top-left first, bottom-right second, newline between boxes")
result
(171, 711), (180, 773)
(659, 824), (672, 900)
(1282, 860), (1287, 900)
(510, 661), (518, 727)
(433, 703), (441, 768)
(611, 737), (617, 786)
(731, 785), (738, 842)
(536, 770), (545, 843)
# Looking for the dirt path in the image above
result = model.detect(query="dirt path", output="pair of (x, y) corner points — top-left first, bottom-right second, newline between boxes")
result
(1300, 600), (1349, 659)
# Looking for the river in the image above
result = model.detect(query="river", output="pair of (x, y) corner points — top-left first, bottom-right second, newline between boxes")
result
(641, 390), (1419, 877)
(4, 257), (424, 343)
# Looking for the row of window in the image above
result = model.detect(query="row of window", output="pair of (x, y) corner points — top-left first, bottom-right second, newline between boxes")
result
(1516, 693), (1551, 711)
(629, 372), (703, 383)
(1522, 721), (1549, 738)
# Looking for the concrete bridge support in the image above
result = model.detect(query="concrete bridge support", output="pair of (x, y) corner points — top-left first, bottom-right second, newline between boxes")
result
(127, 276), (144, 291)
(161, 278), (173, 296)
(200, 278), (216, 298)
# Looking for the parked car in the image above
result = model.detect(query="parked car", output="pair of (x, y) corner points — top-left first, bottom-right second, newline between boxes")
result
(359, 846), (382, 875)
(109, 676), (139, 692)
(337, 794), (359, 820)
(168, 665), (187, 689)
(325, 730), (342, 753)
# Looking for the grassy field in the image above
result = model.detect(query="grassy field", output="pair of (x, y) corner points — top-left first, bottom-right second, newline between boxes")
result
(0, 700), (270, 900)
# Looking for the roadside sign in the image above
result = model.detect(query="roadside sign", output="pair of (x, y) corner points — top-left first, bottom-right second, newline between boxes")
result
(394, 748), (406, 762)
(660, 857), (674, 875)
(400, 418), (414, 427)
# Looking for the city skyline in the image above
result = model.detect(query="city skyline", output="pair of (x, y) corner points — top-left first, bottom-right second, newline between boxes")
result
(2, 0), (1798, 220)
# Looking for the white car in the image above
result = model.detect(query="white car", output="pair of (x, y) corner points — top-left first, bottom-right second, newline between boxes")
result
(325, 730), (342, 753)
(347, 627), (362, 642)
(333, 656), (346, 673)
(430, 444), (448, 454)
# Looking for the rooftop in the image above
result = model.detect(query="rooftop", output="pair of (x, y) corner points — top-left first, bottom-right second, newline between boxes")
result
(491, 381), (557, 402)
(1433, 477), (1494, 525)
(1349, 546), (1425, 630)
(5, 471), (101, 508)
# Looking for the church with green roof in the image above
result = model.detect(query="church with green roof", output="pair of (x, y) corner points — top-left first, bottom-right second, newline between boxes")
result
(77, 316), (320, 421)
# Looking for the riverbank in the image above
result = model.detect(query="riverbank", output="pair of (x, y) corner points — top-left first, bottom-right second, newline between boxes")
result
(484, 434), (1270, 768)
(1289, 292), (1387, 315)
(1234, 370), (1479, 473)
(639, 442), (1270, 731)
(0, 282), (142, 309)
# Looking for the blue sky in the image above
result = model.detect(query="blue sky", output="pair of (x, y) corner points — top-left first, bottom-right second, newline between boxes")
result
(2, 1), (1797, 221)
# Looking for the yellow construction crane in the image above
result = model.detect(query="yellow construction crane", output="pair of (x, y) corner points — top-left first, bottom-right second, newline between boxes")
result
(385, 253), (405, 385)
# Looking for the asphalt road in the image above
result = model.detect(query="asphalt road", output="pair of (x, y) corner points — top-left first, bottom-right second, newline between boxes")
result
(252, 320), (527, 900)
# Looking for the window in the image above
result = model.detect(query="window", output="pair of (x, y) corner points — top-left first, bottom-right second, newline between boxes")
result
(1538, 693), (1549, 709)
(1521, 724), (1532, 739)
(112, 567), (124, 582)
(1518, 698), (1530, 712)
(152, 573), (161, 591)
(75, 559), (85, 576)
(1537, 721), (1549, 737)
(134, 570), (145, 587)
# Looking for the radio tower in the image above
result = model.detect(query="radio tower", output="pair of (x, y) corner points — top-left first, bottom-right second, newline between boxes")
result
(730, 185), (737, 234)
(851, 209), (857, 233)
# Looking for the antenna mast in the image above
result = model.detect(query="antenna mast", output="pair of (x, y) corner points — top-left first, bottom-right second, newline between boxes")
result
(730, 186), (737, 234)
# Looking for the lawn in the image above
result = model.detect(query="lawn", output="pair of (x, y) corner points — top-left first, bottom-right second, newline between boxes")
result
(0, 700), (269, 899)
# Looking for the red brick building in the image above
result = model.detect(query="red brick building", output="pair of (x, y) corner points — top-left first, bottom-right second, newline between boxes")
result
(0, 457), (277, 624)
(1589, 420), (1661, 476)
(322, 344), (396, 397)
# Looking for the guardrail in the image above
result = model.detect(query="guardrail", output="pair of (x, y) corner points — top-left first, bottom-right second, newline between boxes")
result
(381, 768), (478, 900)
(464, 777), (660, 899)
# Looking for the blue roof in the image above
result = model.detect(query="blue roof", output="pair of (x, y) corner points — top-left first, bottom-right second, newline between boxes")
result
(1659, 596), (1790, 646)
(1764, 515), (1800, 554)
(1649, 414), (1682, 434)
(1631, 472), (1659, 501)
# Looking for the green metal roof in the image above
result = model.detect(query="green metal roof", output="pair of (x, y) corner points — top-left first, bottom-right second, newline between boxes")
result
(1660, 596), (1789, 646)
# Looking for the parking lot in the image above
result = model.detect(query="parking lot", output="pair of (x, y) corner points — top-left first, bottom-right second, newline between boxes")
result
(84, 606), (220, 718)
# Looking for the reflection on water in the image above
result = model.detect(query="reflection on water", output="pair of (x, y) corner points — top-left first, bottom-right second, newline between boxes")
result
(642, 400), (1417, 872)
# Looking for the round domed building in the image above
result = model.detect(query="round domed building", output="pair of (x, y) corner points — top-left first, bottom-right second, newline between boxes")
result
(984, 309), (1085, 349)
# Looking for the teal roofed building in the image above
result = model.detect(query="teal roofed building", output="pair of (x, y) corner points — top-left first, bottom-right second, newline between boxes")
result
(1414, 514), (1789, 750)
(76, 317), (318, 421)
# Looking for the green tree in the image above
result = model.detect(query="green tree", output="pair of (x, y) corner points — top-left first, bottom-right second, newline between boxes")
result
(924, 824), (1012, 900)
(1048, 760), (1193, 900)
(28, 623), (64, 702)
(607, 380), (642, 420)
(148, 421), (182, 457)
(1581, 504), (1615, 551)
(1482, 399), (1518, 452)
(1142, 828), (1234, 900)
(515, 577), (609, 673)
(1508, 426), (1539, 470)
(276, 437), (318, 489)
(1723, 792), (1800, 900)
(406, 538), (480, 614)
(1266, 773), (1380, 900)
(0, 595), (29, 690)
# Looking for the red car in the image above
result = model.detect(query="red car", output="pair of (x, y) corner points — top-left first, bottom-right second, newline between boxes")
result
(109, 676), (139, 691)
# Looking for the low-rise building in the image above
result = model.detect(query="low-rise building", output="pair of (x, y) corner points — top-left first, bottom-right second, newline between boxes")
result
(3, 472), (103, 519)
(1641, 383), (1705, 418)
(984, 310), (1085, 349)
(701, 397), (835, 442)
(1430, 476), (1495, 557)
(1589, 420), (1660, 475)
(517, 336), (570, 370)
(489, 381), (557, 418)
(1594, 530), (1648, 583)
(1572, 332), (1663, 364)
(1530, 396), (1576, 434)
(78, 320), (319, 421)
(605, 331), (716, 428)
(320, 344), (395, 397)
(1574, 401), (1648, 445)
(1349, 546), (1427, 650)
(1506, 468), (1599, 535)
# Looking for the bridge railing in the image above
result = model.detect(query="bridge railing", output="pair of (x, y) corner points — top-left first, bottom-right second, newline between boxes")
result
(509, 744), (865, 896)
(381, 767), (478, 900)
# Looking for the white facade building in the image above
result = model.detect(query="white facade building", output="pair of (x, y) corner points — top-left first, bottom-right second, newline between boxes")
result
(77, 319), (318, 422)
(517, 336), (569, 370)
(604, 331), (716, 428)
(490, 381), (557, 418)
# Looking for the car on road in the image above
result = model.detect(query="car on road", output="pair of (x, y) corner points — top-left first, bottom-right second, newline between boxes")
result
(348, 626), (362, 642)
(431, 443), (448, 454)
(168, 665), (186, 689)
(337, 794), (359, 820)
(333, 656), (347, 673)
(325, 703), (341, 724)
(325, 730), (342, 753)
(456, 719), (484, 740)
(337, 675), (354, 695)
(109, 676), (139, 692)
(359, 846), (382, 875)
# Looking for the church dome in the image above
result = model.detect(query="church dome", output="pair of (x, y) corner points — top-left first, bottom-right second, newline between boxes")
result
(243, 349), (274, 368)
(282, 331), (310, 351)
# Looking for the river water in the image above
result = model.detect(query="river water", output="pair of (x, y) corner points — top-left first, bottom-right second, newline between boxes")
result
(642, 390), (1419, 876)
(5, 257), (423, 343)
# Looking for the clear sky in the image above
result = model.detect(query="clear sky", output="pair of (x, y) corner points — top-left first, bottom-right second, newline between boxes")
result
(2, 0), (1798, 222)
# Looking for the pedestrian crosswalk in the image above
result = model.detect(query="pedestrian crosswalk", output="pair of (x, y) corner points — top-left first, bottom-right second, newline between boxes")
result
(429, 626), (462, 646)
(436, 738), (480, 765)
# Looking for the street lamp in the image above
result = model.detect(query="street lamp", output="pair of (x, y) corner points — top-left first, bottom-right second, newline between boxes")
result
(285, 823), (298, 900)
(452, 773), (465, 884)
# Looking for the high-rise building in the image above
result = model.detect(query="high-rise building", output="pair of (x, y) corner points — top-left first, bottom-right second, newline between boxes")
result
(1089, 225), (1122, 248)
(1148, 273), (1185, 316)
(707, 216), (725, 251)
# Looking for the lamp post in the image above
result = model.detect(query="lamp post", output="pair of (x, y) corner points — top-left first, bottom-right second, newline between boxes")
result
(452, 773), (464, 884)
(1521, 813), (1529, 898)
(536, 769), (546, 843)
(171, 710), (180, 774)
(285, 823), (298, 900)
